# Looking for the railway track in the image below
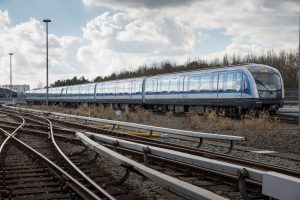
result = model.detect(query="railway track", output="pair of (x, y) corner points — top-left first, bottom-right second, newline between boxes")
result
(0, 110), (228, 199)
(2, 108), (300, 178)
(38, 115), (299, 178)
(0, 114), (103, 199)
(0, 112), (121, 200)
(1, 107), (300, 199)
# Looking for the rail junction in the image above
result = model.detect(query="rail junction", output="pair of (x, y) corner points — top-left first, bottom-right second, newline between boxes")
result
(0, 105), (299, 199)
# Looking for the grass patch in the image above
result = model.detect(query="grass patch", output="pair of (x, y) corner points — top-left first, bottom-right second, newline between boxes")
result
(22, 104), (289, 133)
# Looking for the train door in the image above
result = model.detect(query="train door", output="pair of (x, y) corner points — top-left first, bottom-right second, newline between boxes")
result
(60, 88), (65, 103)
(178, 75), (185, 104)
(212, 74), (218, 100)
(217, 72), (225, 101)
(234, 71), (242, 99)
(154, 78), (159, 105)
(241, 74), (250, 98)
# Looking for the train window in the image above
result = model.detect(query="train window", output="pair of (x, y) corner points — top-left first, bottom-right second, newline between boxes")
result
(236, 72), (242, 92)
(132, 81), (137, 94)
(121, 83), (126, 94)
(145, 80), (155, 93)
(74, 86), (79, 94)
(80, 86), (84, 95)
(116, 83), (122, 94)
(159, 79), (170, 93)
(200, 75), (211, 91)
(212, 74), (218, 91)
(170, 77), (179, 93)
(112, 83), (117, 94)
(218, 73), (224, 91)
(106, 84), (111, 95)
(105, 85), (110, 94)
(243, 75), (249, 94)
(96, 85), (102, 94)
(132, 81), (142, 94)
(102, 85), (106, 94)
(88, 85), (94, 94)
(188, 76), (200, 92)
(123, 82), (129, 94)
(102, 85), (107, 94)
(77, 86), (82, 95)
(226, 72), (234, 91)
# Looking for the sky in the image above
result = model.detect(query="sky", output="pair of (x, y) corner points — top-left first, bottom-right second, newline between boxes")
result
(0, 0), (299, 89)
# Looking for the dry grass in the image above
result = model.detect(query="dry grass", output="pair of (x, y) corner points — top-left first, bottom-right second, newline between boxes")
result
(185, 110), (287, 133)
(187, 111), (235, 131)
(239, 113), (284, 131)
(23, 104), (289, 133)
(165, 111), (175, 120)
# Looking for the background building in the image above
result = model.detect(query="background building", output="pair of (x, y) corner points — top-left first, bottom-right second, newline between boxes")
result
(1, 84), (30, 94)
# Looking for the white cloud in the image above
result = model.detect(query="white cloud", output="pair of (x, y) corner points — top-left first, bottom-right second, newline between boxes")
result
(82, 0), (299, 50)
(83, 0), (197, 9)
(1, 0), (299, 89)
(0, 10), (83, 88)
(77, 11), (196, 76)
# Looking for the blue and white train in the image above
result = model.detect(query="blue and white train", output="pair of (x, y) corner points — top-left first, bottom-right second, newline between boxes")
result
(26, 64), (284, 115)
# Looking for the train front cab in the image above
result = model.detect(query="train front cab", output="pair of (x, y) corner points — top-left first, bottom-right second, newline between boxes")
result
(246, 65), (284, 111)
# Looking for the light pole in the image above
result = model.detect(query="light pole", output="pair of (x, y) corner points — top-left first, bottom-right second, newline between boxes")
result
(298, 15), (300, 126)
(8, 53), (13, 100)
(43, 19), (51, 106)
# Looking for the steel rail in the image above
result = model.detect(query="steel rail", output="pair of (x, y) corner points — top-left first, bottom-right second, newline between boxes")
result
(78, 132), (300, 200)
(5, 110), (115, 199)
(76, 132), (227, 200)
(29, 114), (116, 200)
(0, 112), (103, 200)
(11, 137), (103, 200)
(84, 132), (264, 182)
(37, 113), (300, 178)
(100, 132), (300, 178)
(1, 110), (299, 178)
(0, 114), (25, 153)
(4, 106), (246, 141)
(2, 110), (299, 178)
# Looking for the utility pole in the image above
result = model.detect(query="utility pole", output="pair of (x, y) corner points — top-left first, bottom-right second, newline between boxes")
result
(298, 15), (300, 127)
(8, 53), (13, 100)
(43, 19), (51, 106)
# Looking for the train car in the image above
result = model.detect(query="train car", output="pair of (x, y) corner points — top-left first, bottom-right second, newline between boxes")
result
(64, 83), (96, 103)
(143, 64), (284, 114)
(95, 77), (144, 105)
(25, 64), (284, 114)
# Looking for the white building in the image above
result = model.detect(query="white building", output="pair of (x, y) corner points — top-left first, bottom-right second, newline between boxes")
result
(1, 84), (30, 93)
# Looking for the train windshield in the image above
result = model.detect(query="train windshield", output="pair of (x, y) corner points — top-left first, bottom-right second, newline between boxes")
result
(252, 73), (282, 91)
(251, 71), (282, 99)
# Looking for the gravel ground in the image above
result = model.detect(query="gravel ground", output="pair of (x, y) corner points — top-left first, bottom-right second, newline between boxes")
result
(55, 139), (168, 200)
(95, 153), (168, 200)
(8, 105), (300, 199)
(138, 114), (300, 155)
(19, 105), (300, 154)
(152, 137), (300, 171)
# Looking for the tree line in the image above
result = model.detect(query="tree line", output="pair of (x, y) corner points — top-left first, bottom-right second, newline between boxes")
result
(51, 49), (299, 89)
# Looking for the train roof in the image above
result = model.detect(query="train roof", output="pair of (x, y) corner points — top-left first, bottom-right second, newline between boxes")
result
(146, 63), (274, 78)
(27, 63), (277, 93)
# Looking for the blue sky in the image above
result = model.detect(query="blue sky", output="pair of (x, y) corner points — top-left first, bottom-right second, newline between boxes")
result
(1, 0), (106, 36)
(0, 0), (298, 88)
(1, 0), (232, 51)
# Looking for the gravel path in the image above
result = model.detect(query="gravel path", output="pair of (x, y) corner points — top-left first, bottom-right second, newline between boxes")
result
(140, 114), (300, 155)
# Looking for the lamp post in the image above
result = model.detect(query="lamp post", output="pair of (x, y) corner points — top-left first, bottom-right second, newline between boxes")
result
(8, 53), (13, 100)
(43, 19), (51, 106)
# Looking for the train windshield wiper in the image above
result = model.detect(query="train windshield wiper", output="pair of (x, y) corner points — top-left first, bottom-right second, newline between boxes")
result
(254, 79), (272, 91)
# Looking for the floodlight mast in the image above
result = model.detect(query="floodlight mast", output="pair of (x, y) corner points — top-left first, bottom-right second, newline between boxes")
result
(8, 53), (13, 100)
(43, 19), (51, 106)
